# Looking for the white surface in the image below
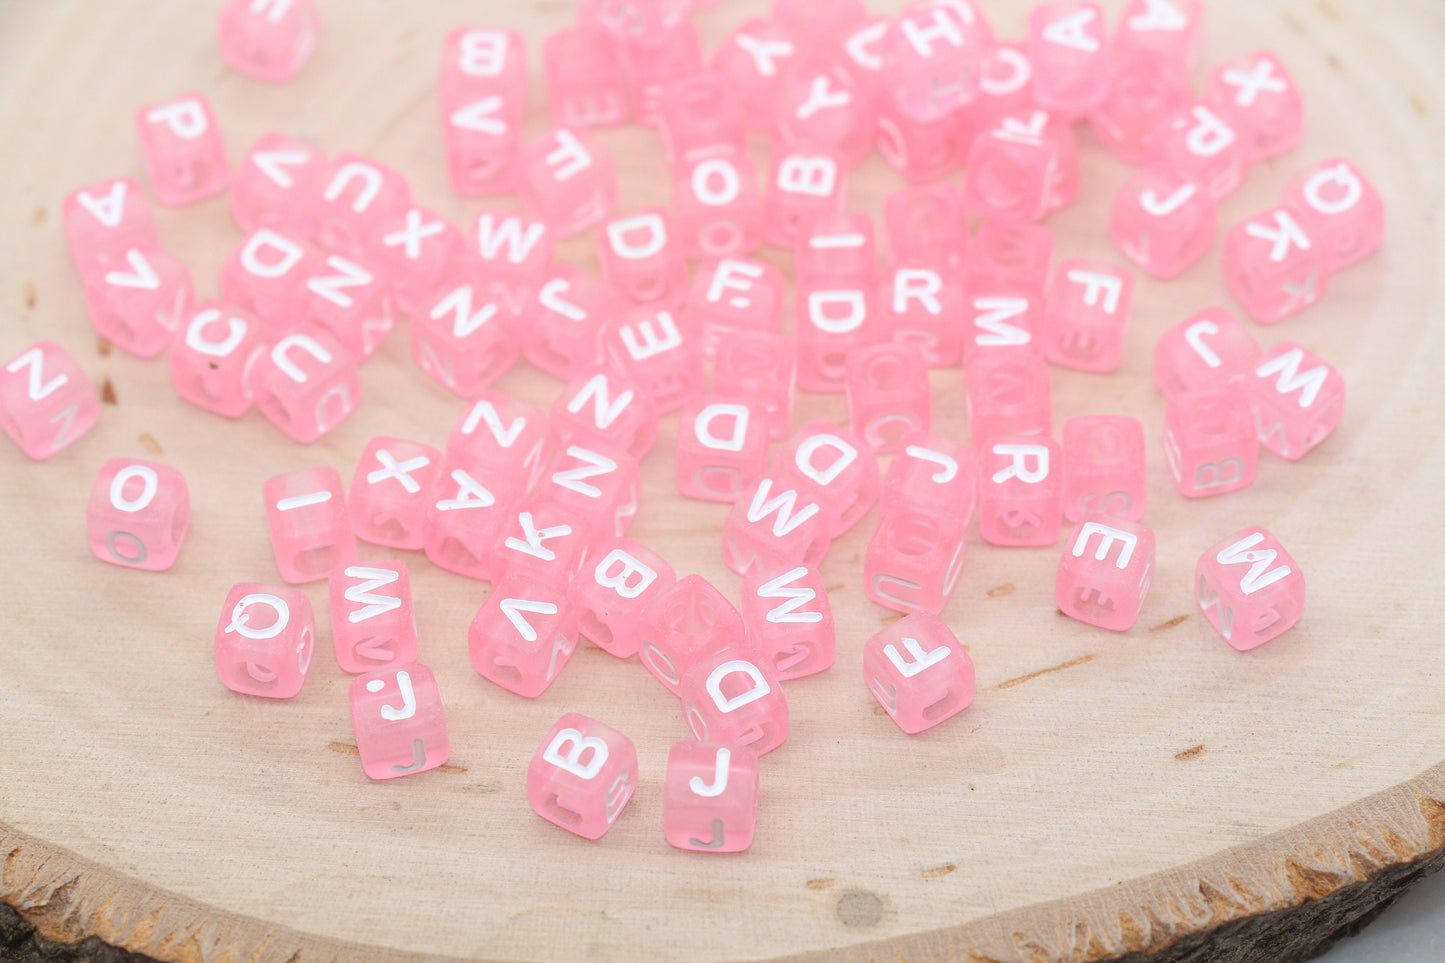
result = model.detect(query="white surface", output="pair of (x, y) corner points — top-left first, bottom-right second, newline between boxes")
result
(1318, 869), (1445, 961)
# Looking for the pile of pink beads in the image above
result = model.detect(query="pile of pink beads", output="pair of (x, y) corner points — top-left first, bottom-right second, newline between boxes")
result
(0, 0), (1380, 851)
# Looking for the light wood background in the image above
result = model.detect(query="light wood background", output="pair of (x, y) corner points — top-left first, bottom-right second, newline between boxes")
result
(1, 0), (1442, 960)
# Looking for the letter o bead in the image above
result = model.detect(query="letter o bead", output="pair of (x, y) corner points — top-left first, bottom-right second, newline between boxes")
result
(214, 583), (315, 699)
(664, 741), (760, 853)
(864, 612), (974, 734)
(527, 713), (639, 840)
(87, 458), (190, 571)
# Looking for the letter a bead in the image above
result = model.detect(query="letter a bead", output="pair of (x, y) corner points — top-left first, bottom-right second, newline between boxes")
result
(87, 458), (190, 571)
(0, 341), (100, 460)
(1196, 527), (1304, 650)
(263, 466), (358, 583)
(528, 713), (638, 839)
(864, 613), (974, 734)
(1056, 516), (1155, 631)
(215, 583), (314, 698)
(136, 93), (229, 206)
(664, 741), (760, 853)
(350, 663), (450, 779)
(330, 560), (418, 673)
(681, 647), (789, 755)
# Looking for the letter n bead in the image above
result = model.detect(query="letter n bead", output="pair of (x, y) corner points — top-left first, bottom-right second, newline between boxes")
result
(87, 459), (190, 571)
(264, 466), (358, 583)
(0, 341), (100, 460)
(665, 741), (760, 853)
(329, 560), (418, 673)
(528, 713), (638, 839)
(215, 583), (314, 698)
(864, 613), (974, 734)
(1056, 516), (1155, 631)
(1196, 527), (1304, 650)
(136, 94), (229, 206)
(350, 663), (449, 779)
(681, 647), (789, 755)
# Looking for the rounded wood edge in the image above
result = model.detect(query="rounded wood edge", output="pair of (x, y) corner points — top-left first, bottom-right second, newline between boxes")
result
(6, 763), (1445, 963)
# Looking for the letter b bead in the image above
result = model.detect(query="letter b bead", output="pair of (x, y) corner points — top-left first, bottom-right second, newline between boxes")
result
(528, 713), (638, 839)
(1196, 527), (1304, 650)
(87, 458), (190, 571)
(664, 741), (760, 853)
(864, 613), (974, 734)
(214, 583), (314, 698)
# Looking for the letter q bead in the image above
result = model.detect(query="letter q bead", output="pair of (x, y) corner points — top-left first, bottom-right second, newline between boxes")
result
(87, 459), (190, 571)
(214, 583), (314, 699)
(528, 713), (638, 839)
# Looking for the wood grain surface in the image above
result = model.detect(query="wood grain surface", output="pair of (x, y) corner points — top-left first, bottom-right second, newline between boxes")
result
(1, 0), (1442, 960)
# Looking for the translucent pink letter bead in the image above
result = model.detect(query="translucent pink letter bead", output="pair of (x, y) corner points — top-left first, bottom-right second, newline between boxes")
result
(672, 149), (765, 261)
(572, 537), (676, 658)
(1027, 2), (1110, 118)
(250, 328), (362, 443)
(881, 3), (991, 124)
(681, 647), (789, 755)
(536, 440), (641, 537)
(411, 281), (519, 398)
(1043, 259), (1134, 373)
(136, 93), (229, 206)
(218, 0), (319, 83)
(711, 329), (796, 441)
(721, 476), (830, 577)
(773, 420), (881, 538)
(865, 505), (967, 616)
(1152, 307), (1261, 400)
(763, 148), (846, 250)
(0, 341), (100, 460)
(1062, 416), (1146, 523)
(169, 302), (268, 418)
(549, 370), (660, 460)
(1163, 390), (1259, 498)
(231, 133), (326, 237)
(469, 574), (577, 698)
(447, 391), (552, 491)
(675, 397), (770, 502)
(640, 575), (746, 696)
(349, 437), (442, 551)
(1246, 342), (1346, 461)
(1221, 205), (1327, 324)
(979, 436), (1064, 547)
(516, 128), (619, 239)
(314, 154), (411, 258)
(1110, 167), (1216, 280)
(599, 209), (688, 306)
(82, 247), (195, 358)
(63, 178), (159, 274)
(1056, 516), (1155, 631)
(350, 663), (450, 779)
(87, 458), (190, 571)
(1207, 51), (1303, 164)
(1196, 527), (1305, 650)
(740, 564), (835, 681)
(263, 466), (358, 583)
(214, 583), (314, 699)
(844, 342), (931, 454)
(1283, 158), (1385, 273)
(528, 713), (638, 839)
(864, 612), (975, 735)
(664, 741), (760, 853)
(440, 28), (527, 197)
(330, 560), (418, 673)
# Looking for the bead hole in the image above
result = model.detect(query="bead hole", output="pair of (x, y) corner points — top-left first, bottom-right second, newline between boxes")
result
(888, 513), (941, 557)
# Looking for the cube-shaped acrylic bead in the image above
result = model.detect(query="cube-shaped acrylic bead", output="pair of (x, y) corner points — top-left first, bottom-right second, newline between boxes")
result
(516, 128), (618, 239)
(672, 147), (765, 260)
(844, 342), (931, 454)
(676, 397), (770, 503)
(349, 437), (442, 551)
(763, 149), (846, 250)
(439, 27), (528, 106)
(537, 441), (640, 536)
(962, 112), (1066, 223)
(0, 341), (99, 460)
(411, 281), (519, 398)
(1145, 103), (1246, 201)
(1207, 51), (1303, 164)
(881, 2), (991, 123)
(722, 476), (831, 577)
(685, 258), (784, 355)
(711, 329), (796, 441)
(549, 371), (659, 460)
(521, 266), (610, 379)
(1283, 158), (1384, 273)
(1056, 516), (1155, 631)
(469, 575), (578, 698)
(169, 301), (269, 419)
(965, 349), (1052, 443)
(1027, 2), (1110, 118)
(368, 206), (462, 316)
(528, 714), (638, 839)
(961, 291), (1042, 366)
(621, 21), (703, 127)
(710, 18), (804, 125)
(573, 537), (676, 658)
(220, 229), (311, 333)
(681, 647), (789, 755)
(775, 66), (877, 165)
(1090, 52), (1191, 165)
(231, 133), (326, 237)
(1246, 342), (1345, 461)
(1163, 390), (1259, 498)
(439, 28), (527, 196)
(1062, 416), (1146, 523)
(599, 209), (687, 306)
(263, 466), (357, 583)
(865, 506), (968, 615)
(880, 262), (966, 367)
(1114, 0), (1203, 68)
(968, 218), (1054, 297)
(664, 741), (760, 853)
(215, 583), (314, 698)
(472, 210), (554, 319)
(314, 154), (411, 258)
(298, 251), (395, 360)
(330, 560), (418, 673)
(249, 328), (361, 443)
(795, 212), (877, 288)
(1222, 206), (1327, 324)
(350, 663), (449, 779)
(864, 612), (974, 734)
(1196, 527), (1305, 650)
(422, 457), (521, 580)
(883, 183), (969, 269)
(656, 71), (748, 163)
(81, 247), (194, 359)
(1043, 259), (1133, 373)
(739, 563), (834, 681)
(1110, 167), (1215, 279)
(218, 0), (319, 83)
(883, 432), (976, 522)
(641, 574), (746, 695)
(63, 178), (159, 273)
(795, 281), (877, 393)
(599, 308), (702, 413)
(875, 97), (970, 185)
(1152, 307), (1261, 400)
(447, 391), (551, 489)
(87, 458), (190, 571)
(487, 502), (595, 586)
(771, 420), (880, 538)
(136, 93), (229, 206)
(978, 436), (1063, 547)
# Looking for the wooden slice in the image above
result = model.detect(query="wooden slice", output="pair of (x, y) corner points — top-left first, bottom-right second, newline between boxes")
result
(1, 0), (1442, 960)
